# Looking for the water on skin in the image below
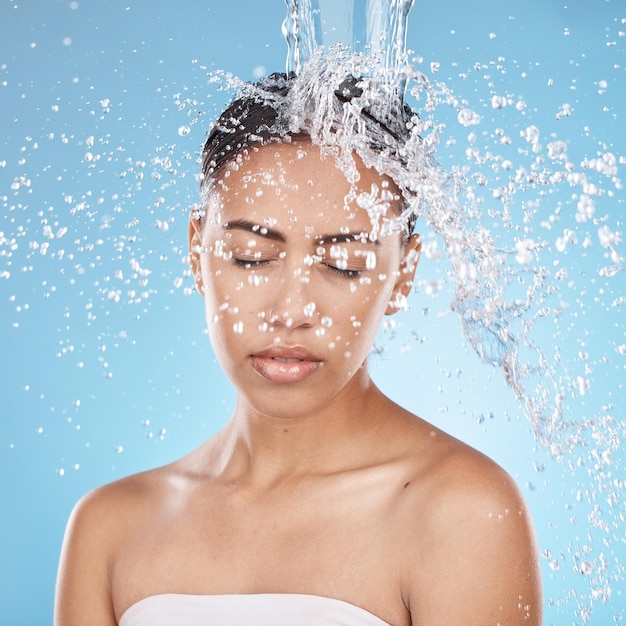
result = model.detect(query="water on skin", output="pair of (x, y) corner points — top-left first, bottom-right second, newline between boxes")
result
(2, 1), (624, 622)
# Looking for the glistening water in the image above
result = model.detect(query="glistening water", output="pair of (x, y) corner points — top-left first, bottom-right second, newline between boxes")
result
(1, 1), (624, 624)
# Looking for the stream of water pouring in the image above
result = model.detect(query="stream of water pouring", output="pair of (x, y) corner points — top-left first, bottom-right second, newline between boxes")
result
(283, 0), (414, 79)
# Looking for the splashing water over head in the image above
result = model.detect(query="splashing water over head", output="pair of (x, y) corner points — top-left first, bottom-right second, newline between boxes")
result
(3, 2), (624, 623)
(199, 48), (579, 453)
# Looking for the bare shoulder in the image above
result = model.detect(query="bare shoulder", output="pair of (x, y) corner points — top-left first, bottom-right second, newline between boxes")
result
(66, 465), (169, 541)
(54, 465), (174, 626)
(392, 420), (542, 625)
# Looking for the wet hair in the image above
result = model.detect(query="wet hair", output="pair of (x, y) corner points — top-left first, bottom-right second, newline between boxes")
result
(200, 72), (418, 240)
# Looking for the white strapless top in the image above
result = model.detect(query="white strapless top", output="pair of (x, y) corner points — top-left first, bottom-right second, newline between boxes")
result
(119, 593), (392, 626)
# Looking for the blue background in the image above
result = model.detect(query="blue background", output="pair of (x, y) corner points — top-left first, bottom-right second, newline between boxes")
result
(1, 1), (625, 624)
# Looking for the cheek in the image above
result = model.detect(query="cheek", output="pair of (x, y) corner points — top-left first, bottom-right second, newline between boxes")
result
(326, 277), (395, 337)
(201, 260), (270, 335)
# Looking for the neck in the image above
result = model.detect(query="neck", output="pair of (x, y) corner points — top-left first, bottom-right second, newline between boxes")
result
(213, 370), (388, 489)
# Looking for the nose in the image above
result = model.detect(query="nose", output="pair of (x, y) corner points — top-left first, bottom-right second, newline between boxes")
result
(268, 266), (317, 330)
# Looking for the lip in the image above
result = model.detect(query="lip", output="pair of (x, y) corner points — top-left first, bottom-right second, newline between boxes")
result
(250, 345), (323, 384)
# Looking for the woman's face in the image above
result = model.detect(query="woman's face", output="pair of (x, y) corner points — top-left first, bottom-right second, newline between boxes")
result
(190, 141), (420, 419)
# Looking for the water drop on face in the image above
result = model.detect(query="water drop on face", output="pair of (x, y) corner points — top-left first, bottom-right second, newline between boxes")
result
(233, 321), (244, 334)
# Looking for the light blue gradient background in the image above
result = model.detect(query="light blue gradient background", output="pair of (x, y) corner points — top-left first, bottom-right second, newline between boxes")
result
(1, 1), (624, 624)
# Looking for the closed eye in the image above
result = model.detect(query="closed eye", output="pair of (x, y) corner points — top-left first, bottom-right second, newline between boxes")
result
(324, 264), (362, 279)
(232, 257), (274, 269)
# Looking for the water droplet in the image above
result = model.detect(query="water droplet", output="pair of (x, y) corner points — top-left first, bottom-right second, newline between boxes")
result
(178, 125), (191, 137)
(599, 265), (620, 278)
(547, 141), (568, 160)
(521, 125), (540, 144)
(515, 239), (535, 265)
(576, 195), (595, 222)
(252, 65), (266, 79)
(458, 108), (481, 127)
(491, 95), (507, 109)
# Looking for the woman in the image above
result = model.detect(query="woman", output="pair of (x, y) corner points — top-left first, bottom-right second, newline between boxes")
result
(55, 72), (542, 625)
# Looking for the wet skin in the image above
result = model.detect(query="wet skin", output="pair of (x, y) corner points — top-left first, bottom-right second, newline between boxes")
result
(55, 141), (542, 626)
(190, 141), (421, 424)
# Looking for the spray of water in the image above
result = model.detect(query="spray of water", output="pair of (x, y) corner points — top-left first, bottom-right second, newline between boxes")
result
(224, 47), (621, 461)
(2, 1), (624, 622)
(204, 3), (625, 620)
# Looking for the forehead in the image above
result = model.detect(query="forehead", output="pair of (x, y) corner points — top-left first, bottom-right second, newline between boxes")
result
(205, 141), (395, 232)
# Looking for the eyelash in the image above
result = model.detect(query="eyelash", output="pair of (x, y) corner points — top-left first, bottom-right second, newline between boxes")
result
(232, 258), (272, 269)
(325, 265), (362, 279)
(232, 257), (362, 279)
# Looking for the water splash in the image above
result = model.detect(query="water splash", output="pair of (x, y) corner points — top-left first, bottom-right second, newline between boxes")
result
(230, 47), (624, 459)
(283, 0), (414, 81)
(1, 2), (624, 623)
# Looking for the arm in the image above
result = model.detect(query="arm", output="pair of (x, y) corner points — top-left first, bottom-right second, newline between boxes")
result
(54, 488), (119, 626)
(405, 458), (542, 625)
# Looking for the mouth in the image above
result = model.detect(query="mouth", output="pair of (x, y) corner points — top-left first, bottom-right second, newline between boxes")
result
(250, 347), (322, 384)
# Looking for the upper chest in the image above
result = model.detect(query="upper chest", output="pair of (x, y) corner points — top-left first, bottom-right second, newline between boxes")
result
(111, 470), (421, 626)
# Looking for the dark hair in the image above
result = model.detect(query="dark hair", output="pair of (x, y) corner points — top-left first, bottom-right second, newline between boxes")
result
(200, 72), (417, 239)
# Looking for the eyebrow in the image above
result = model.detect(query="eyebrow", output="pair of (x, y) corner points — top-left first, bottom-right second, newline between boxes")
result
(222, 219), (286, 243)
(316, 232), (381, 246)
(222, 219), (380, 246)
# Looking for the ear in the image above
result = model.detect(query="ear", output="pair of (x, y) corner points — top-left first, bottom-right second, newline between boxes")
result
(385, 233), (421, 315)
(188, 214), (205, 295)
